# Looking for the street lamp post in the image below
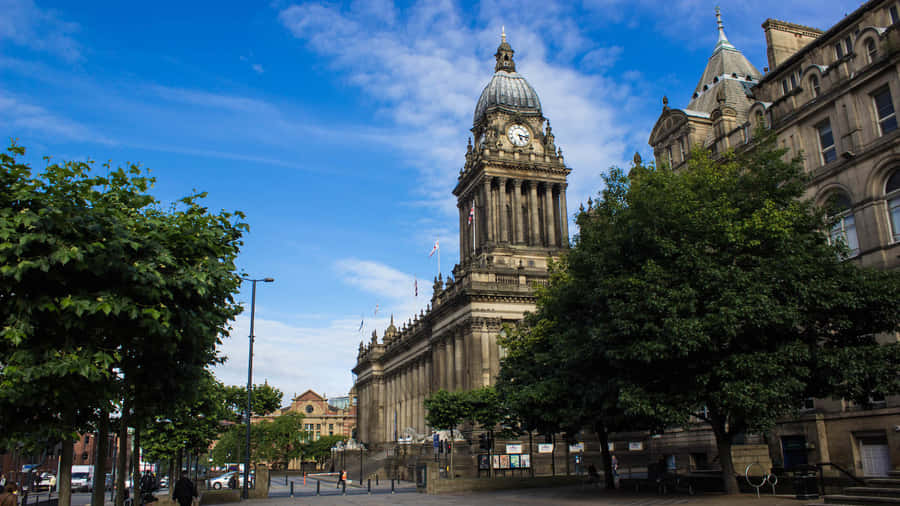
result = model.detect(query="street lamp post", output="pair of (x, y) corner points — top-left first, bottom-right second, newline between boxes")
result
(240, 276), (274, 499)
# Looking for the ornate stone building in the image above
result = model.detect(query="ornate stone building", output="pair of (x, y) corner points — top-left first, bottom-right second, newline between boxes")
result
(649, 1), (900, 477)
(353, 32), (571, 447)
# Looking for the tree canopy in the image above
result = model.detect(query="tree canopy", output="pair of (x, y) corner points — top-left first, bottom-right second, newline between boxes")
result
(501, 133), (900, 493)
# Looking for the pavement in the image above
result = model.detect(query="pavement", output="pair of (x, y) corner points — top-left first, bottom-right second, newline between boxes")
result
(263, 478), (812, 505)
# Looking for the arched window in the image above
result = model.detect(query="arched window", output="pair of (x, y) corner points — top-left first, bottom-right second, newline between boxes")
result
(886, 170), (900, 243)
(810, 75), (821, 98)
(827, 193), (860, 257)
(866, 38), (877, 63)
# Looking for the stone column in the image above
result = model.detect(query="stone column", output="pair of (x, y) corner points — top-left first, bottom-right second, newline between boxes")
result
(424, 358), (432, 432)
(458, 204), (466, 262)
(498, 178), (508, 243)
(529, 181), (540, 245)
(480, 330), (491, 387)
(559, 184), (569, 246)
(512, 179), (523, 244)
(546, 184), (557, 246)
(454, 330), (465, 391)
(445, 336), (455, 389)
(482, 177), (493, 244)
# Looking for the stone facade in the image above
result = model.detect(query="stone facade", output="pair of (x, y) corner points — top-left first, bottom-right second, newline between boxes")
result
(353, 33), (571, 447)
(649, 1), (900, 477)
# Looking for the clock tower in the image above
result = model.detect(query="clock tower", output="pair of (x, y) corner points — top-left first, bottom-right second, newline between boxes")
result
(454, 31), (571, 271)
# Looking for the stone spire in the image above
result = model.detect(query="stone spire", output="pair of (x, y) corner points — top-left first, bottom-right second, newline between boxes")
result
(714, 7), (736, 52)
(494, 28), (516, 72)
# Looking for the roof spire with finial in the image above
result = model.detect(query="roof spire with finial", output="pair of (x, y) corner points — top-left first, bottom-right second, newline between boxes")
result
(713, 7), (735, 52)
(494, 26), (515, 72)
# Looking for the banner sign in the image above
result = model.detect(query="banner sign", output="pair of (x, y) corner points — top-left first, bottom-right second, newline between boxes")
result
(628, 441), (644, 451)
(506, 444), (522, 454)
(537, 444), (554, 453)
(485, 453), (531, 469)
(569, 442), (584, 453)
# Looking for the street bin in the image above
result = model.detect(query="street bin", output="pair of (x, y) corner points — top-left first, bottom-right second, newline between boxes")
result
(793, 465), (819, 500)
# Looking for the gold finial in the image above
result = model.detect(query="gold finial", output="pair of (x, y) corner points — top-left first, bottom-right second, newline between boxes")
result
(501, 25), (506, 43)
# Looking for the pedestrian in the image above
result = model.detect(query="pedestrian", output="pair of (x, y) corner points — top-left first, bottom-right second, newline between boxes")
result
(0, 483), (18, 506)
(336, 469), (346, 489)
(611, 454), (619, 488)
(227, 474), (236, 490)
(172, 472), (196, 506)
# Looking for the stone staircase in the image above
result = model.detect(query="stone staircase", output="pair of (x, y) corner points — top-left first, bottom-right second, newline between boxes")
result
(811, 470), (900, 505)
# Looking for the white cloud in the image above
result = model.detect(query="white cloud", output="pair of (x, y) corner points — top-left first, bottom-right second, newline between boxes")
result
(0, 92), (114, 144)
(0, 0), (82, 62)
(251, 63), (264, 74)
(277, 0), (651, 235)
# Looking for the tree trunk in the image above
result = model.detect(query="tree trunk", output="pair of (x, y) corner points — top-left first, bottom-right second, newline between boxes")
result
(91, 414), (109, 506)
(131, 426), (141, 503)
(597, 426), (615, 489)
(528, 431), (534, 478)
(550, 434), (556, 477)
(167, 459), (175, 499)
(565, 438), (570, 476)
(58, 440), (73, 506)
(712, 418), (740, 495)
(115, 413), (128, 506)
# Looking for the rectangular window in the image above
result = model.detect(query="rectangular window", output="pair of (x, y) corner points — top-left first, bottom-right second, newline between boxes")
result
(800, 398), (815, 412)
(835, 42), (845, 59)
(891, 5), (899, 24)
(782, 79), (790, 95)
(680, 137), (687, 160)
(666, 146), (673, 167)
(817, 120), (837, 164)
(873, 87), (898, 135)
(316, 424), (321, 430)
(329, 424), (334, 431)
(845, 36), (853, 54)
(790, 73), (798, 89)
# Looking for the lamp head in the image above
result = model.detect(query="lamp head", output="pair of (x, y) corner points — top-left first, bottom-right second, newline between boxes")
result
(263, 277), (275, 283)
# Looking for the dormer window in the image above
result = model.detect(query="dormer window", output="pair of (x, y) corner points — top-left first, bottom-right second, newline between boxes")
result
(866, 38), (877, 63)
(834, 36), (852, 60)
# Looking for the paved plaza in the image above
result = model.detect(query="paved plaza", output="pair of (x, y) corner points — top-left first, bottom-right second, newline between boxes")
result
(264, 479), (810, 506)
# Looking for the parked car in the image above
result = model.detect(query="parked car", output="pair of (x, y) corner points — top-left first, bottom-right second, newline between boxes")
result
(208, 471), (253, 490)
(71, 472), (92, 492)
(37, 473), (56, 491)
(158, 476), (168, 489)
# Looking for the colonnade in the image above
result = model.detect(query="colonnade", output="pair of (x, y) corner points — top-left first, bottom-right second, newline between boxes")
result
(459, 177), (569, 260)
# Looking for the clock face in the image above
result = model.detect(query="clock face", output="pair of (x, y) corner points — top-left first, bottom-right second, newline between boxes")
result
(507, 124), (530, 147)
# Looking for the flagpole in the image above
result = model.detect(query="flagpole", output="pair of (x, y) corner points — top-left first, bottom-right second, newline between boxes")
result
(438, 245), (441, 278)
(473, 199), (476, 256)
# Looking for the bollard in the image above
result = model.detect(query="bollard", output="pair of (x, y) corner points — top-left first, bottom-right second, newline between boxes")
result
(376, 474), (378, 486)
(367, 479), (371, 495)
(289, 481), (294, 498)
(342, 480), (346, 496)
(391, 479), (395, 494)
(316, 479), (320, 496)
(285, 474), (288, 486)
(303, 473), (306, 486)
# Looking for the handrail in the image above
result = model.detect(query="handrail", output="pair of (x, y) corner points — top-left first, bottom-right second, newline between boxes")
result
(815, 462), (866, 494)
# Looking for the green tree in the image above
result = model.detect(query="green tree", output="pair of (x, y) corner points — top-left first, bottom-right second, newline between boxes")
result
(424, 389), (471, 478)
(0, 143), (246, 504)
(254, 413), (306, 469)
(299, 435), (346, 470)
(571, 135), (900, 494)
(223, 383), (284, 422)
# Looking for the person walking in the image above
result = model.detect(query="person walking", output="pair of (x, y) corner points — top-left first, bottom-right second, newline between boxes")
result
(172, 472), (196, 506)
(336, 469), (347, 489)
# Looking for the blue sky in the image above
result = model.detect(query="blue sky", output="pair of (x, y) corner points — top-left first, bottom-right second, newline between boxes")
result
(1, 0), (861, 403)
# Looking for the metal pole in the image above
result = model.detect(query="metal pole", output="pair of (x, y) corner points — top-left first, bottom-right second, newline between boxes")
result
(242, 279), (257, 500)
